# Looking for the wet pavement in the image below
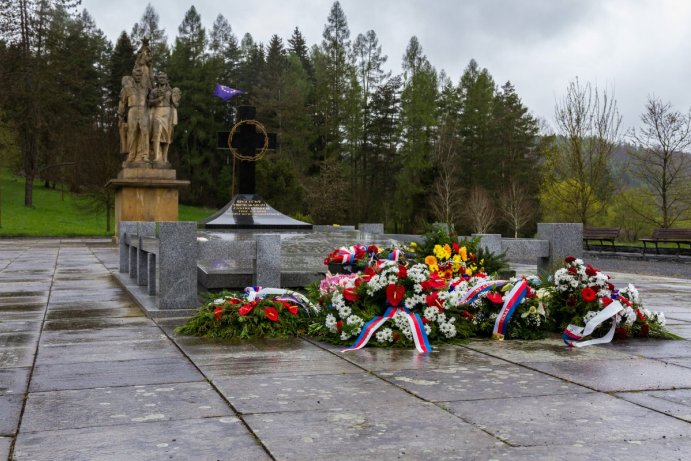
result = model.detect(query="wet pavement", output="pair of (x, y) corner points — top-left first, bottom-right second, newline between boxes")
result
(1, 239), (690, 460)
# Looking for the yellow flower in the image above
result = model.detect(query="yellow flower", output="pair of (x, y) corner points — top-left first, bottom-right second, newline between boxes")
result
(465, 267), (473, 276)
(433, 245), (445, 260)
(459, 246), (468, 262)
(425, 255), (438, 267)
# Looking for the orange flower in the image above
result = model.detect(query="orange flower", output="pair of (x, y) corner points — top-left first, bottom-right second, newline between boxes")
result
(425, 255), (438, 266)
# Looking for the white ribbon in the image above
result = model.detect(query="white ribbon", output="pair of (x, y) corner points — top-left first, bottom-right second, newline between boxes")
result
(563, 300), (623, 348)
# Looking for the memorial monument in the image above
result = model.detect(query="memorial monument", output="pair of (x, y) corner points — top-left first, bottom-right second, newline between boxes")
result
(107, 38), (190, 236)
(203, 105), (311, 229)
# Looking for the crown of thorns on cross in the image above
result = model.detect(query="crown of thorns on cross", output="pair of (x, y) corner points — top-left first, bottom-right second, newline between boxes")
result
(227, 119), (269, 162)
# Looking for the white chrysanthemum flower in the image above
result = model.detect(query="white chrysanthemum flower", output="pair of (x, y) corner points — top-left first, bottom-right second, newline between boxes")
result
(325, 313), (338, 333)
(340, 331), (352, 340)
(654, 311), (666, 326)
(375, 328), (394, 343)
(424, 306), (439, 321)
(424, 324), (432, 335)
(337, 305), (352, 319)
(213, 298), (225, 305)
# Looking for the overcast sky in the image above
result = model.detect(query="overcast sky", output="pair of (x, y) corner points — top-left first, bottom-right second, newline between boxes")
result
(80, 0), (691, 132)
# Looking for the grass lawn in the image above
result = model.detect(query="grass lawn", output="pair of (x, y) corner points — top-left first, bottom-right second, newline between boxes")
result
(0, 169), (216, 237)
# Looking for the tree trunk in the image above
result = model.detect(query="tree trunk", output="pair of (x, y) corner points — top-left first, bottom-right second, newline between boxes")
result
(24, 174), (34, 207)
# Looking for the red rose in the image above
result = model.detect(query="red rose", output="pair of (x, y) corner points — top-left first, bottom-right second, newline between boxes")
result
(581, 287), (597, 302)
(452, 242), (460, 253)
(336, 320), (343, 332)
(461, 310), (474, 320)
(636, 309), (646, 322)
(565, 256), (576, 263)
(398, 265), (408, 279)
(568, 266), (578, 275)
(585, 265), (597, 277)
(392, 331), (401, 342)
(640, 324), (650, 337)
(614, 327), (629, 340)
(526, 287), (537, 299)
(214, 306), (223, 321)
(264, 307), (279, 322)
(421, 317), (429, 324)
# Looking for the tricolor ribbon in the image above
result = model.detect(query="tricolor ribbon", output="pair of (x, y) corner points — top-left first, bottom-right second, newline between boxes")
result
(243, 286), (318, 314)
(388, 249), (401, 262)
(492, 280), (529, 337)
(341, 307), (431, 353)
(562, 300), (624, 348)
(335, 245), (365, 264)
(458, 280), (507, 305)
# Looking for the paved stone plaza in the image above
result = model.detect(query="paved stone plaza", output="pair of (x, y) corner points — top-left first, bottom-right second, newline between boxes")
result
(1, 239), (691, 460)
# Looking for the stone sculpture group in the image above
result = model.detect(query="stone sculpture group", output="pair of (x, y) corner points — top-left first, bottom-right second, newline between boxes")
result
(117, 38), (181, 167)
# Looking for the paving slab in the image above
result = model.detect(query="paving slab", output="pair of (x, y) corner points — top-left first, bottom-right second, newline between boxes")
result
(21, 382), (234, 431)
(490, 439), (691, 461)
(0, 394), (23, 435)
(666, 325), (691, 339)
(617, 389), (691, 422)
(461, 338), (636, 363)
(45, 305), (143, 320)
(0, 367), (30, 395)
(0, 303), (45, 320)
(244, 402), (502, 460)
(0, 331), (39, 348)
(35, 339), (183, 364)
(40, 326), (164, 345)
(599, 339), (691, 359)
(667, 357), (691, 369)
(29, 357), (203, 392)
(445, 392), (691, 446)
(0, 437), (10, 460)
(0, 296), (47, 306)
(43, 316), (153, 331)
(0, 347), (36, 368)
(319, 342), (508, 372)
(377, 361), (590, 402)
(0, 320), (42, 333)
(523, 357), (691, 392)
(213, 372), (416, 414)
(666, 312), (691, 322)
(13, 417), (269, 461)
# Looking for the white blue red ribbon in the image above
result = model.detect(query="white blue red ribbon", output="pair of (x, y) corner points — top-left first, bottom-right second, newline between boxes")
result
(459, 280), (506, 305)
(492, 280), (528, 337)
(341, 306), (431, 353)
(562, 300), (623, 348)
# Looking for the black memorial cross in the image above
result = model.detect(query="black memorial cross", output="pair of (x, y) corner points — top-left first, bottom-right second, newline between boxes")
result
(217, 105), (277, 195)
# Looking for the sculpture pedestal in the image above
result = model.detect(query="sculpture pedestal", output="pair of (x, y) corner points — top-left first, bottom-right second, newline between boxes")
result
(107, 167), (190, 237)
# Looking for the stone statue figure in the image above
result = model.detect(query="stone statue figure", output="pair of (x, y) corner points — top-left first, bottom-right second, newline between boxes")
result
(117, 76), (134, 154)
(133, 37), (153, 92)
(120, 68), (150, 163)
(148, 72), (180, 164)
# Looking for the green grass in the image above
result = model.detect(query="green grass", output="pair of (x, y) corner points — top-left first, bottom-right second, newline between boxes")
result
(0, 169), (216, 237)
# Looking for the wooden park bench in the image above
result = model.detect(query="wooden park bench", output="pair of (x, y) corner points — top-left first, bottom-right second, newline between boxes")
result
(583, 227), (620, 251)
(640, 228), (691, 255)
